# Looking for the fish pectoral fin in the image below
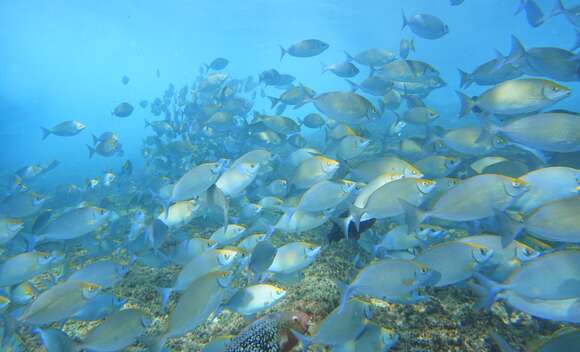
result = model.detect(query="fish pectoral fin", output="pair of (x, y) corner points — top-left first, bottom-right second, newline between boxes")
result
(402, 278), (415, 287)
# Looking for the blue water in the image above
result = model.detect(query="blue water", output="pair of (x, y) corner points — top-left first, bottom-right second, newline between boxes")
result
(2, 0), (577, 182)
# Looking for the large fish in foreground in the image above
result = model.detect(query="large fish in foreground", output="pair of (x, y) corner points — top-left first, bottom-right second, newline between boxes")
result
(457, 79), (571, 117)
(404, 174), (529, 231)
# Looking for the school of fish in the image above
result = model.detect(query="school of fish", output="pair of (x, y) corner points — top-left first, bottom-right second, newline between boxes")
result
(1, 1), (580, 351)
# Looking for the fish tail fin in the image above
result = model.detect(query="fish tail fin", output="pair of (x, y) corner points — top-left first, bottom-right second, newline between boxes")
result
(33, 328), (77, 351)
(493, 49), (508, 72)
(336, 280), (352, 314)
(265, 224), (276, 240)
(279, 45), (287, 61)
(156, 287), (173, 312)
(278, 205), (297, 221)
(475, 117), (494, 143)
(320, 61), (328, 74)
(401, 9), (408, 30)
(410, 37), (416, 51)
(41, 127), (51, 140)
(345, 79), (359, 92)
(22, 233), (38, 251)
(458, 69), (472, 89)
(340, 216), (353, 240)
(267, 96), (280, 109)
(494, 210), (524, 247)
(344, 50), (354, 62)
(87, 145), (95, 159)
(472, 272), (505, 310)
(398, 198), (426, 233)
(506, 34), (526, 65)
(92, 134), (99, 145)
(348, 204), (364, 232)
(144, 119), (151, 128)
(456, 90), (475, 118)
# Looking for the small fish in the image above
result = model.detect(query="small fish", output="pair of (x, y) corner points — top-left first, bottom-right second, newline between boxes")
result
(305, 91), (379, 125)
(148, 272), (232, 352)
(171, 237), (217, 265)
(349, 156), (422, 182)
(112, 102), (134, 117)
(157, 200), (201, 228)
(41, 120), (86, 140)
(344, 48), (396, 68)
(209, 224), (247, 247)
(415, 240), (494, 287)
(225, 284), (286, 316)
(0, 251), (62, 287)
(280, 39), (329, 60)
(78, 309), (150, 351)
(37, 206), (111, 242)
(321, 61), (360, 78)
(473, 250), (580, 307)
(499, 197), (580, 244)
(216, 162), (260, 198)
(19, 280), (101, 325)
(205, 57), (229, 71)
(338, 259), (439, 311)
(459, 234), (539, 282)
(295, 299), (371, 349)
(292, 155), (340, 190)
(377, 59), (439, 82)
(67, 260), (128, 289)
(268, 241), (320, 275)
(402, 11), (449, 39)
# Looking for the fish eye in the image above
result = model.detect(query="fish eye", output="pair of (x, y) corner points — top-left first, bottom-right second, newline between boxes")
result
(552, 86), (560, 92)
